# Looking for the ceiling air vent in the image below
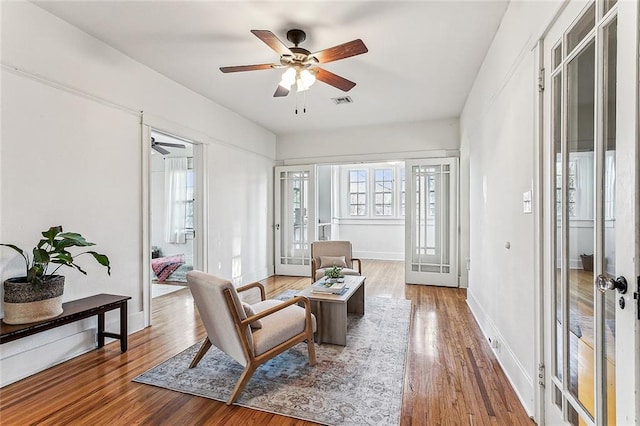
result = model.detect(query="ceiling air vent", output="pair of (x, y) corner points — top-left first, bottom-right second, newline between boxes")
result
(331, 96), (353, 105)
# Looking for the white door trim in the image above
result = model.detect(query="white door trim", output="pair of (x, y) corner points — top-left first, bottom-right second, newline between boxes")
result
(141, 117), (208, 326)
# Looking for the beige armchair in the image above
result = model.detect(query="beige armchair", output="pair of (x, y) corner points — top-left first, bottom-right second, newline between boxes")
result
(186, 271), (316, 405)
(310, 240), (362, 281)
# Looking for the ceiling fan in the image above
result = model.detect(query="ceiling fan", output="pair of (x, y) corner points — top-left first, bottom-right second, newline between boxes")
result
(151, 137), (185, 155)
(220, 29), (368, 97)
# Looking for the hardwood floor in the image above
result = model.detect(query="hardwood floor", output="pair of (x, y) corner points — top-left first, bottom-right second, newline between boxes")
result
(0, 260), (532, 425)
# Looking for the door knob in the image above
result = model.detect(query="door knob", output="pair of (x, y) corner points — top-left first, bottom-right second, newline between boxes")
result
(596, 274), (627, 294)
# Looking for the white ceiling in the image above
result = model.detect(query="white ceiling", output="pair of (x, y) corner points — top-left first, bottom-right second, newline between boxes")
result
(34, 1), (508, 136)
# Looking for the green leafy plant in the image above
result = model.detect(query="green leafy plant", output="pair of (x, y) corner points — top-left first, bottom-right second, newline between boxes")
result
(324, 264), (344, 279)
(1, 226), (111, 288)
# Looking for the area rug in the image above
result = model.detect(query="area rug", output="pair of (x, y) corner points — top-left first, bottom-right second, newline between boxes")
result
(273, 289), (299, 301)
(134, 296), (411, 425)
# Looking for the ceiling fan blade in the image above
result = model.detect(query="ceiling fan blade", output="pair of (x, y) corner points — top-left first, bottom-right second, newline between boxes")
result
(316, 68), (357, 92)
(311, 39), (368, 64)
(220, 63), (276, 73)
(156, 142), (185, 149)
(152, 145), (170, 155)
(251, 30), (293, 56)
(273, 85), (290, 97)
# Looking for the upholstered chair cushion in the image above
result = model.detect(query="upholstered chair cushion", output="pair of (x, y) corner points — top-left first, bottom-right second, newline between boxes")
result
(314, 267), (360, 281)
(241, 301), (263, 329)
(251, 299), (317, 356)
(319, 255), (347, 268)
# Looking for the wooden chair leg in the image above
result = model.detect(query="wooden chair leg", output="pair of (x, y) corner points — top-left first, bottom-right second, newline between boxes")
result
(227, 363), (257, 405)
(306, 327), (317, 366)
(189, 338), (212, 368)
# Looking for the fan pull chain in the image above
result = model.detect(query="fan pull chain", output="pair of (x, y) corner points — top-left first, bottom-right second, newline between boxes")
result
(293, 91), (308, 115)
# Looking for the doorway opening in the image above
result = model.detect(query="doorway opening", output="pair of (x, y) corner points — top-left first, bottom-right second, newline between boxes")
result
(149, 130), (196, 300)
(275, 158), (459, 287)
(316, 162), (406, 261)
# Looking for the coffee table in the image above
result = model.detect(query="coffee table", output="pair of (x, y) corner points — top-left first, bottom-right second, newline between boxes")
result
(298, 275), (365, 346)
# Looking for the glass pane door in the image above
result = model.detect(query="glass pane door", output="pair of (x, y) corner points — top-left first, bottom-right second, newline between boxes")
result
(405, 158), (458, 286)
(544, 2), (632, 424)
(274, 165), (315, 276)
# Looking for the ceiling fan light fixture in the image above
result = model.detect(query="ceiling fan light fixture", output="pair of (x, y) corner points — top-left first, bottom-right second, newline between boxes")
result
(221, 29), (367, 99)
(279, 67), (296, 89)
(296, 77), (309, 92)
(299, 69), (316, 88)
(294, 68), (316, 92)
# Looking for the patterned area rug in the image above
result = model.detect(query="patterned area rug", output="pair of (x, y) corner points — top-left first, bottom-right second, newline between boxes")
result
(134, 297), (411, 425)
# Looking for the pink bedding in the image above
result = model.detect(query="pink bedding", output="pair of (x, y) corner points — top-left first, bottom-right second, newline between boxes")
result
(152, 254), (185, 282)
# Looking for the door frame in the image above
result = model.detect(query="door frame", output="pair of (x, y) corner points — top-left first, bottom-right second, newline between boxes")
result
(141, 117), (208, 327)
(614, 0), (640, 422)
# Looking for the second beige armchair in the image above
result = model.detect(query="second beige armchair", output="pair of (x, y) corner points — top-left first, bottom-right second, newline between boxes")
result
(310, 240), (362, 281)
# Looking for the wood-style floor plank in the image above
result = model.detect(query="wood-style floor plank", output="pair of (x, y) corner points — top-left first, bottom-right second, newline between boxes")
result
(0, 260), (532, 425)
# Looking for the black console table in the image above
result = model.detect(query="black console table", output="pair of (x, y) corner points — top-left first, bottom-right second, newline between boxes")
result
(0, 293), (131, 352)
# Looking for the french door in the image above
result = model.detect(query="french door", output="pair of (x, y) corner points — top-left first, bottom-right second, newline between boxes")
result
(542, 1), (638, 424)
(405, 158), (458, 286)
(274, 165), (316, 276)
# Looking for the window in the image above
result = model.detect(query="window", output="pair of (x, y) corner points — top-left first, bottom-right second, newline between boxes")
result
(342, 163), (405, 219)
(374, 169), (393, 216)
(349, 170), (367, 216)
(185, 158), (194, 231)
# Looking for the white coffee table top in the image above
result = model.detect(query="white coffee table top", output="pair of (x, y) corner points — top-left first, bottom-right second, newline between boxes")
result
(298, 275), (366, 304)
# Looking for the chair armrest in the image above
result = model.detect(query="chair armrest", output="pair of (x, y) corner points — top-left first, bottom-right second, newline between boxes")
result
(311, 258), (317, 278)
(236, 281), (266, 301)
(240, 295), (313, 326)
(352, 258), (362, 275)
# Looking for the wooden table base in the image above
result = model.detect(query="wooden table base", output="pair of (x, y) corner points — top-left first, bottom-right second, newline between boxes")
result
(302, 276), (365, 346)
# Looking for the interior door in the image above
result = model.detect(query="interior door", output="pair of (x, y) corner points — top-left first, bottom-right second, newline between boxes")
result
(405, 158), (458, 286)
(542, 1), (638, 424)
(274, 165), (316, 276)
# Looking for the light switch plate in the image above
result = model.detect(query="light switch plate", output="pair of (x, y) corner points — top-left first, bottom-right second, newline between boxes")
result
(523, 190), (532, 214)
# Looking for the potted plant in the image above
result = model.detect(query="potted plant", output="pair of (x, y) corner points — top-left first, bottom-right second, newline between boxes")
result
(1, 226), (111, 325)
(324, 264), (344, 283)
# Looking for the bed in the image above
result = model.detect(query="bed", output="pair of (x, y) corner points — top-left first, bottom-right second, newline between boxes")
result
(151, 254), (193, 283)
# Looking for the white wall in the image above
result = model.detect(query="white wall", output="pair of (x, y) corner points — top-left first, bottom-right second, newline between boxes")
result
(337, 220), (404, 261)
(277, 118), (460, 164)
(460, 0), (562, 416)
(317, 165), (332, 225)
(0, 2), (275, 386)
(205, 143), (274, 284)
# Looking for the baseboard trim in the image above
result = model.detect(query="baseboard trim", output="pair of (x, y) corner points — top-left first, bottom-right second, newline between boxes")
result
(0, 311), (146, 387)
(353, 251), (404, 261)
(466, 290), (535, 417)
(1, 329), (96, 387)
